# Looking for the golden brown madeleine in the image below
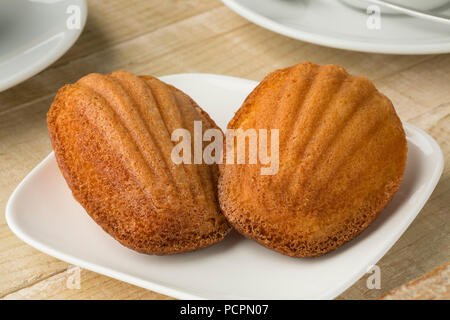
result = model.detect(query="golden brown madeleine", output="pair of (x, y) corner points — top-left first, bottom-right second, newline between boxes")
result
(47, 71), (231, 254)
(218, 62), (407, 257)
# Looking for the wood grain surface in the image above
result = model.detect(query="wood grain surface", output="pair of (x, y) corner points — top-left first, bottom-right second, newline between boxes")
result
(0, 0), (448, 300)
(380, 262), (449, 300)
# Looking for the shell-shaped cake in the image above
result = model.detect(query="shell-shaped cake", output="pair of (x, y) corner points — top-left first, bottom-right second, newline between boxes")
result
(218, 62), (407, 257)
(47, 71), (231, 254)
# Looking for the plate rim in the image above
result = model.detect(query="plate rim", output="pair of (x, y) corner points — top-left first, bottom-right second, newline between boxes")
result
(5, 73), (445, 299)
(221, 0), (450, 55)
(0, 0), (88, 92)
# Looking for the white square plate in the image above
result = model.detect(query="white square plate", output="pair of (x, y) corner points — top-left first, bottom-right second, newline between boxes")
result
(6, 74), (444, 299)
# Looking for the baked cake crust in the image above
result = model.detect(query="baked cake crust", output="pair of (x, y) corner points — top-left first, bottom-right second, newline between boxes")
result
(218, 62), (407, 257)
(47, 70), (231, 254)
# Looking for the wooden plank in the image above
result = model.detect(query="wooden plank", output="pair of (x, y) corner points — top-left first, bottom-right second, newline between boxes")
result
(0, 225), (68, 297)
(0, 0), (449, 299)
(0, 6), (246, 114)
(55, 0), (222, 67)
(379, 262), (449, 300)
(2, 266), (173, 300)
(0, 5), (438, 115)
(375, 55), (450, 120)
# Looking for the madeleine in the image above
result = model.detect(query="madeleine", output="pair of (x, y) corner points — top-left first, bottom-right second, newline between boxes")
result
(218, 62), (407, 257)
(48, 71), (231, 254)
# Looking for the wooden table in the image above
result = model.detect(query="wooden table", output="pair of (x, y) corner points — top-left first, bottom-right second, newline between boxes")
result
(0, 0), (448, 300)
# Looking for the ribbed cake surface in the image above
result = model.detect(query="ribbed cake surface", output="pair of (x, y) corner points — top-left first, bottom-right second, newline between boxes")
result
(47, 70), (231, 254)
(218, 62), (407, 257)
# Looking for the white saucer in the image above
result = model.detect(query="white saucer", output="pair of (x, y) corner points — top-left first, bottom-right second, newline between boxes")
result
(222, 0), (450, 54)
(0, 0), (87, 92)
(6, 74), (444, 299)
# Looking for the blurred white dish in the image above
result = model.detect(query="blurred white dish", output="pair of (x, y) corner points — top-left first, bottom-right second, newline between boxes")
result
(6, 74), (444, 299)
(222, 0), (450, 54)
(0, 0), (87, 92)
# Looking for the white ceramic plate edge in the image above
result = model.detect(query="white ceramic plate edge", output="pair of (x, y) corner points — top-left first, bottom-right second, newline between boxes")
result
(221, 0), (450, 54)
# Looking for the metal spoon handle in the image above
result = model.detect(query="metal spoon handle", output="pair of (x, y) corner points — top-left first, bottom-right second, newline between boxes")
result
(365, 0), (450, 25)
